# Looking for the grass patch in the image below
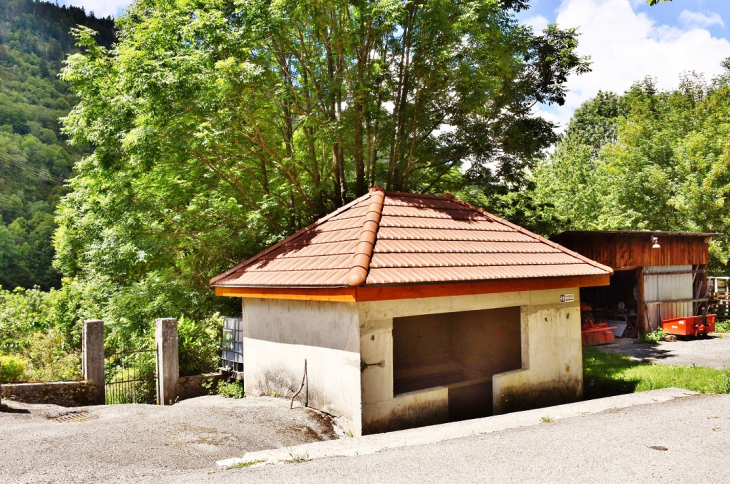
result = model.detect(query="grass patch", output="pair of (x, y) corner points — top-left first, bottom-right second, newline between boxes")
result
(287, 448), (310, 463)
(540, 416), (553, 423)
(583, 347), (730, 400)
(227, 459), (267, 469)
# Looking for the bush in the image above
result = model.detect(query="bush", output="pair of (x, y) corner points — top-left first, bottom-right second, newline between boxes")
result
(716, 320), (730, 333)
(23, 331), (82, 382)
(0, 354), (29, 383)
(637, 329), (667, 344)
(178, 314), (223, 377)
(216, 379), (245, 399)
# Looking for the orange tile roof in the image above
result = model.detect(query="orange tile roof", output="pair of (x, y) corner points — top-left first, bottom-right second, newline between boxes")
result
(211, 187), (612, 288)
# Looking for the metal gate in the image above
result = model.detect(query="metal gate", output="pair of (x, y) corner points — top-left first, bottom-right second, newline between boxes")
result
(104, 345), (158, 405)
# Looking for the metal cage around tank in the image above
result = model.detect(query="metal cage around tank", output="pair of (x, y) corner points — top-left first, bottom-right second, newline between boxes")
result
(221, 316), (243, 373)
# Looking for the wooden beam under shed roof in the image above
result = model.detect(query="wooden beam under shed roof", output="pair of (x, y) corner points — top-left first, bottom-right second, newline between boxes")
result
(215, 274), (610, 303)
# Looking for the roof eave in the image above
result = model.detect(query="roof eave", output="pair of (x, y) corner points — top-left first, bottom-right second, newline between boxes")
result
(215, 273), (610, 303)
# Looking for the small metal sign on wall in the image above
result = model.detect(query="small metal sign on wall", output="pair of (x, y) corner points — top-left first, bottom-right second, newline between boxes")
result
(560, 294), (574, 303)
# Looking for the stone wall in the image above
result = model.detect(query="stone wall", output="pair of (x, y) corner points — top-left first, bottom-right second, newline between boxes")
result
(1, 381), (97, 407)
(177, 373), (222, 401)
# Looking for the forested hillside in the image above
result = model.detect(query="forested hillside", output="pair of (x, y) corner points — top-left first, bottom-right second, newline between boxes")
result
(0, 0), (114, 290)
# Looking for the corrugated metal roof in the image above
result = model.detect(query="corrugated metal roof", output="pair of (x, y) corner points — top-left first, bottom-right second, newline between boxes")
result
(211, 188), (613, 288)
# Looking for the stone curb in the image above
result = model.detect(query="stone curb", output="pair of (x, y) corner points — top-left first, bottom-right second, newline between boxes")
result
(217, 387), (697, 468)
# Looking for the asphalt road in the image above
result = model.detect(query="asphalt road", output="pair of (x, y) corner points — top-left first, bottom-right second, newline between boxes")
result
(192, 393), (730, 484)
(5, 392), (727, 483)
(597, 334), (730, 369)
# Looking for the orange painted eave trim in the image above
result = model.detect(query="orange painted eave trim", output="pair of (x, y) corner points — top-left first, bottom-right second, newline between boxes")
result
(214, 286), (357, 302)
(214, 274), (610, 302)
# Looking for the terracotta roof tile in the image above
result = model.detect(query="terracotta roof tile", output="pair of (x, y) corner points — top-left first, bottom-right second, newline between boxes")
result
(211, 188), (613, 288)
(376, 227), (536, 242)
(373, 240), (559, 254)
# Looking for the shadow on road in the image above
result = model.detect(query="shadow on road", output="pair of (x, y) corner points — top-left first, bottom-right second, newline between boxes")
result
(0, 403), (30, 414)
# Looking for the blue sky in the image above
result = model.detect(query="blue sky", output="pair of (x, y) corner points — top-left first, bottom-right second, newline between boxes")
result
(58, 0), (730, 128)
(517, 0), (730, 127)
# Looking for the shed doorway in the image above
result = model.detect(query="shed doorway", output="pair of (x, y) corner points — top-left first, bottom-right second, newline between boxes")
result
(392, 307), (521, 421)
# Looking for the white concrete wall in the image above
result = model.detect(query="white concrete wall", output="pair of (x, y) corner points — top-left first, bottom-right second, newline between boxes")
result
(242, 298), (362, 435)
(242, 287), (583, 436)
(492, 301), (583, 414)
(357, 287), (583, 433)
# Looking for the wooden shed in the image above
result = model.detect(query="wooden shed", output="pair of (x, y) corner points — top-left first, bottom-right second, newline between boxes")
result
(212, 188), (612, 435)
(552, 231), (718, 335)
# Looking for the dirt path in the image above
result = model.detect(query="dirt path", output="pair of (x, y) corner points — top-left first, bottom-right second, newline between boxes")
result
(0, 396), (339, 484)
(596, 334), (730, 369)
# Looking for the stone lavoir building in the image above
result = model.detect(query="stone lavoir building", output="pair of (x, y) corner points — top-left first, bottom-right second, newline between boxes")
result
(212, 187), (612, 436)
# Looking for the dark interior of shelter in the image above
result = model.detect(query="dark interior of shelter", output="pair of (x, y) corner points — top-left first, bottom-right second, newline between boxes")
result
(580, 269), (639, 338)
(392, 307), (521, 421)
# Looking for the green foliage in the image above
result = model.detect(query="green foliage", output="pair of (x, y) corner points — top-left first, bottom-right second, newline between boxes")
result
(287, 449), (310, 463)
(0, 331), (80, 383)
(22, 329), (81, 381)
(715, 320), (730, 333)
(534, 69), (730, 270)
(215, 379), (245, 399)
(637, 329), (668, 345)
(0, 354), (28, 382)
(178, 314), (223, 377)
(55, 0), (589, 333)
(0, 0), (115, 290)
(227, 459), (267, 469)
(584, 347), (730, 399)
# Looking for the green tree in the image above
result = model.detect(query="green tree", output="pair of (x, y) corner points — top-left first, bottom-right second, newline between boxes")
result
(57, 0), (590, 328)
(534, 68), (730, 271)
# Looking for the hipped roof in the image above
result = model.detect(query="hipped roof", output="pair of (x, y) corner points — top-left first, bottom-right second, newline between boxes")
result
(211, 188), (612, 289)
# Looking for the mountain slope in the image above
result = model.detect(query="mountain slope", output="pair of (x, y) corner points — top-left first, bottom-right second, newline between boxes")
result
(0, 0), (114, 289)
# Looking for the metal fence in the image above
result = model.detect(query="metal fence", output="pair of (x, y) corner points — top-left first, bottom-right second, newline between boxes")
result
(179, 343), (220, 377)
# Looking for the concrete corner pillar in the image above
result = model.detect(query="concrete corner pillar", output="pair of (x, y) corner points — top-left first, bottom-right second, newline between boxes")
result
(82, 320), (105, 405)
(156, 318), (179, 405)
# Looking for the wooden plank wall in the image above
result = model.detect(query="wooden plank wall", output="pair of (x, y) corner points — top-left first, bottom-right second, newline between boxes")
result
(554, 234), (710, 269)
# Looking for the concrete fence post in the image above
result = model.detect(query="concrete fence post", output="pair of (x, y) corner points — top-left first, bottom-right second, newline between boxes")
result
(82, 320), (105, 405)
(156, 318), (179, 405)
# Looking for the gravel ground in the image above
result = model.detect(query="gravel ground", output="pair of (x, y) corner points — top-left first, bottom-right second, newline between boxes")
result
(174, 393), (730, 484)
(0, 395), (338, 483)
(595, 334), (730, 369)
(3, 392), (729, 483)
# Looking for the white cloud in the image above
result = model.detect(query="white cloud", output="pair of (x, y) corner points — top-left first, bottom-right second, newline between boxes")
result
(61, 0), (130, 19)
(679, 10), (724, 29)
(545, 0), (730, 130)
(523, 15), (550, 33)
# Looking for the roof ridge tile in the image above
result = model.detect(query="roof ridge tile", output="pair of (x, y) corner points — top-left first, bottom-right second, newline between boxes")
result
(347, 187), (385, 286)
